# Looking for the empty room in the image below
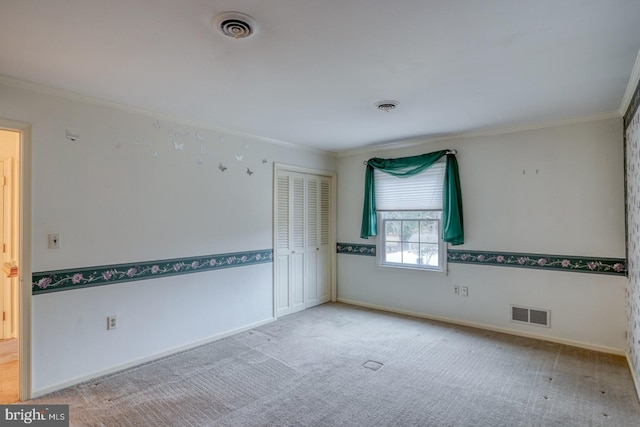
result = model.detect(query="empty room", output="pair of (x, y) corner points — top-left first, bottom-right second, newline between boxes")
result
(1, 1), (640, 425)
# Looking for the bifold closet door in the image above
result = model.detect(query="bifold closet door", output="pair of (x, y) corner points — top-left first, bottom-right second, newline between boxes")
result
(305, 175), (331, 308)
(276, 171), (306, 317)
(275, 170), (332, 317)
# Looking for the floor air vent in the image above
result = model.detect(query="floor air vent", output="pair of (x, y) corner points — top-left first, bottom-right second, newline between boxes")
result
(511, 305), (550, 327)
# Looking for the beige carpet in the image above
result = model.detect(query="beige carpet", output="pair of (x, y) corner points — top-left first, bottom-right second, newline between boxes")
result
(31, 303), (640, 426)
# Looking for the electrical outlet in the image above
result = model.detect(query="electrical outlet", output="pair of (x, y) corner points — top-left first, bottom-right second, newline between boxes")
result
(454, 285), (459, 295)
(48, 233), (61, 249)
(107, 315), (118, 330)
(461, 286), (469, 297)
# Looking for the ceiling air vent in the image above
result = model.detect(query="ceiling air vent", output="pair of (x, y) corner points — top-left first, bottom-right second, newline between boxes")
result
(510, 305), (550, 327)
(212, 12), (259, 39)
(375, 100), (399, 112)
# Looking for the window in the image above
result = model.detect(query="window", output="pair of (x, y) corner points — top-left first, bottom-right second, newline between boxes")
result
(375, 161), (447, 271)
(379, 211), (444, 269)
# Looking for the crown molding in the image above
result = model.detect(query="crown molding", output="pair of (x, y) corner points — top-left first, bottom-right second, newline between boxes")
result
(0, 73), (624, 159)
(620, 49), (640, 115)
(337, 111), (622, 157)
(0, 74), (335, 156)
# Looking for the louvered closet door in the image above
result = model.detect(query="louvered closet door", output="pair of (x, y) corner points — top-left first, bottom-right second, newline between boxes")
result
(306, 175), (331, 308)
(276, 171), (306, 317)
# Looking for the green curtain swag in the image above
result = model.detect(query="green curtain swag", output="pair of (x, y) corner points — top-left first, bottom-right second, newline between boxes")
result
(360, 150), (464, 245)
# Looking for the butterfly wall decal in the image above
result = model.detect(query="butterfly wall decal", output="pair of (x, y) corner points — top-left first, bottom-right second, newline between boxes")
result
(196, 158), (203, 165)
(173, 141), (185, 150)
(218, 162), (228, 172)
(235, 155), (244, 162)
(65, 129), (80, 142)
(246, 168), (254, 176)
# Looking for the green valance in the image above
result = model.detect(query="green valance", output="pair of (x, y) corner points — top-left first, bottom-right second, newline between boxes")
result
(360, 150), (464, 245)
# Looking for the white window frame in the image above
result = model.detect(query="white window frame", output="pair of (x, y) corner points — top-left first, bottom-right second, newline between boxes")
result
(376, 210), (447, 272)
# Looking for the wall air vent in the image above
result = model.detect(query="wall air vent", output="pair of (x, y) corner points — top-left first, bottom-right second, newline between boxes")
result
(510, 305), (550, 327)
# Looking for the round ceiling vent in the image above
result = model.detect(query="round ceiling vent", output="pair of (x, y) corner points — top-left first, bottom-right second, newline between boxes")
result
(375, 100), (399, 112)
(212, 12), (259, 39)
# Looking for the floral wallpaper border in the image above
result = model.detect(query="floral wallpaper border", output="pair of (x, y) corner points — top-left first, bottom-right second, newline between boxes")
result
(35, 243), (626, 295)
(447, 250), (626, 276)
(336, 243), (376, 256)
(32, 249), (273, 295)
(336, 243), (626, 276)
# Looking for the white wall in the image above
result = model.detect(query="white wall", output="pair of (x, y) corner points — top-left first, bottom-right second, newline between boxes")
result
(337, 118), (627, 352)
(0, 79), (336, 394)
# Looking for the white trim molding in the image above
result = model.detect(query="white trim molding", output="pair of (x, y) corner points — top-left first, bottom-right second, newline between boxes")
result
(337, 298), (626, 356)
(337, 112), (621, 158)
(628, 353), (640, 403)
(30, 317), (274, 398)
(0, 74), (335, 156)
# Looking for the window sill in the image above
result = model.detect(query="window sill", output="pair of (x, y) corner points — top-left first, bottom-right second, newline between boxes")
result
(376, 263), (448, 275)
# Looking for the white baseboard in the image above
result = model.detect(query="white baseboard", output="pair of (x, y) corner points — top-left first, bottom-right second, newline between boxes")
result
(627, 352), (640, 403)
(31, 317), (275, 398)
(337, 298), (625, 356)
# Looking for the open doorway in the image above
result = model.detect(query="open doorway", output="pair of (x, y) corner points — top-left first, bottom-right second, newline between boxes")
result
(0, 121), (31, 402)
(0, 129), (20, 403)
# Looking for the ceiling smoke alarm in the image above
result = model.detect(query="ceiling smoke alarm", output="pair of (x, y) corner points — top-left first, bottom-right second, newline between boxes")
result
(375, 100), (399, 112)
(212, 12), (259, 39)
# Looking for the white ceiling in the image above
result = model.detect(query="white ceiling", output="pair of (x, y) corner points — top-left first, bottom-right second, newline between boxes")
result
(1, 0), (639, 152)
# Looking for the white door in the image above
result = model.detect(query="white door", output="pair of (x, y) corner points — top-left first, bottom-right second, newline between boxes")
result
(306, 175), (331, 308)
(275, 171), (306, 316)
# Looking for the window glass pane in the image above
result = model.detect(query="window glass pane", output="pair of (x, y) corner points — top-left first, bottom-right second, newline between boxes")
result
(402, 243), (420, 265)
(427, 211), (441, 220)
(420, 220), (439, 244)
(385, 220), (401, 241)
(420, 244), (440, 266)
(404, 212), (421, 219)
(385, 242), (401, 263)
(402, 220), (420, 242)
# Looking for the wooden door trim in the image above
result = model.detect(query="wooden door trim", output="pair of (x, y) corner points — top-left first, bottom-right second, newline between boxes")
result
(0, 119), (32, 401)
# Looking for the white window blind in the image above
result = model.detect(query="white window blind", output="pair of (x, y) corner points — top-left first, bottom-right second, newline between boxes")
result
(374, 160), (445, 211)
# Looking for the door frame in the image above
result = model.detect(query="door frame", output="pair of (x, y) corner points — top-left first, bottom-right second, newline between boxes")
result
(0, 157), (12, 339)
(272, 163), (337, 320)
(0, 119), (32, 401)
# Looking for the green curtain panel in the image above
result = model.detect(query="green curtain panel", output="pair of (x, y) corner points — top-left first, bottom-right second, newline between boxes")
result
(360, 150), (464, 245)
